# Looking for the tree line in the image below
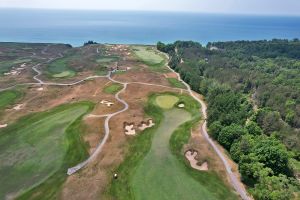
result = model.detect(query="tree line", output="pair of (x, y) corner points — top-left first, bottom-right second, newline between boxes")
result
(158, 39), (300, 200)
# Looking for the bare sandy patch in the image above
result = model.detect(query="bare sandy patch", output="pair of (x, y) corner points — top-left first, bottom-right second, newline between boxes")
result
(164, 72), (178, 79)
(83, 117), (105, 154)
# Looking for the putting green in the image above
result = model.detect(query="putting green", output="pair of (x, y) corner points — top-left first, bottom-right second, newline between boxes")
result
(155, 95), (179, 109)
(131, 109), (218, 200)
(0, 103), (90, 199)
(133, 46), (164, 65)
(133, 46), (168, 73)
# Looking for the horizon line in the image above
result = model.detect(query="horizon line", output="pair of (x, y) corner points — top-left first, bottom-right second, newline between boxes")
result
(1, 7), (300, 17)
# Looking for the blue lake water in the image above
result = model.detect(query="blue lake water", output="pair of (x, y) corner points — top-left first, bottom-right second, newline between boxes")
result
(1, 9), (300, 46)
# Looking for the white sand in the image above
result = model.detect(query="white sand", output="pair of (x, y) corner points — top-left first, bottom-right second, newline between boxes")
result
(138, 119), (155, 131)
(0, 124), (7, 128)
(124, 124), (136, 135)
(178, 103), (185, 108)
(13, 104), (23, 110)
(185, 150), (208, 171)
(37, 87), (44, 91)
(100, 100), (114, 107)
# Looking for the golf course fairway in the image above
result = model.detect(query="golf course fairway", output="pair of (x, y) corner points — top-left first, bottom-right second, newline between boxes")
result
(108, 93), (238, 200)
(0, 103), (91, 199)
(131, 108), (219, 200)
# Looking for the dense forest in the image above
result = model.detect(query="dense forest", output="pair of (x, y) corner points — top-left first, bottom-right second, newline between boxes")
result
(157, 39), (300, 200)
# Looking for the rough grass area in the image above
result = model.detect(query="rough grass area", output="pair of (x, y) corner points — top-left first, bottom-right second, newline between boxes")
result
(47, 56), (76, 78)
(0, 102), (93, 200)
(155, 94), (179, 109)
(0, 90), (22, 110)
(167, 78), (186, 89)
(291, 159), (300, 176)
(103, 83), (123, 94)
(132, 46), (168, 72)
(107, 93), (238, 200)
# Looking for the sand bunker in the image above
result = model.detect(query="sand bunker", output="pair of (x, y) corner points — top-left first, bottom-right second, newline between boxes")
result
(185, 150), (208, 171)
(13, 104), (23, 110)
(0, 124), (7, 128)
(178, 103), (185, 108)
(124, 119), (155, 136)
(124, 122), (136, 135)
(37, 87), (44, 91)
(138, 119), (155, 131)
(4, 63), (26, 76)
(100, 100), (114, 107)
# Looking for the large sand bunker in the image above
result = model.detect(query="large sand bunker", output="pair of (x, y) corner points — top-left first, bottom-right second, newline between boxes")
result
(185, 150), (208, 171)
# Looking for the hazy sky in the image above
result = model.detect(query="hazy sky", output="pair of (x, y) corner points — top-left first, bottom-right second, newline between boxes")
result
(1, 0), (300, 15)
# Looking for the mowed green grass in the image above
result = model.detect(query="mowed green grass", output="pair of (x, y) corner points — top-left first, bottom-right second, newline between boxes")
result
(133, 109), (220, 200)
(0, 90), (21, 110)
(47, 57), (76, 78)
(108, 93), (238, 200)
(155, 95), (179, 109)
(103, 83), (123, 94)
(0, 103), (92, 199)
(133, 46), (168, 72)
(167, 78), (186, 89)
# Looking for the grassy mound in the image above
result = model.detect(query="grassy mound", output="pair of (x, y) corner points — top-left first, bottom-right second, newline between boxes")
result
(107, 93), (238, 200)
(0, 102), (93, 199)
(103, 83), (123, 94)
(155, 94), (179, 109)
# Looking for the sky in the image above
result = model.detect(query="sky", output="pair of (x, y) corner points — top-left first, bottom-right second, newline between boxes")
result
(1, 0), (300, 16)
